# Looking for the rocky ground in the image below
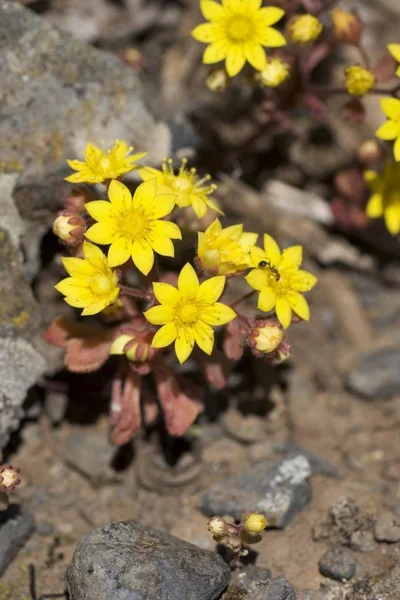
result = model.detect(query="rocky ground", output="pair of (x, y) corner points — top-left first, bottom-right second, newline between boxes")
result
(1, 0), (400, 599)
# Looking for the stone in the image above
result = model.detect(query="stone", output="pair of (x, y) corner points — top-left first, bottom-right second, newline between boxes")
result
(228, 565), (271, 595)
(277, 443), (341, 478)
(347, 347), (400, 399)
(374, 511), (400, 543)
(350, 530), (376, 552)
(67, 520), (231, 600)
(245, 576), (297, 600)
(318, 547), (356, 582)
(202, 455), (312, 528)
(0, 504), (35, 575)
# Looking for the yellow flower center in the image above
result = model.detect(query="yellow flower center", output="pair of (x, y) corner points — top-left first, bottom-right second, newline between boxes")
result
(227, 16), (252, 42)
(117, 212), (148, 239)
(89, 274), (115, 296)
(177, 303), (198, 324)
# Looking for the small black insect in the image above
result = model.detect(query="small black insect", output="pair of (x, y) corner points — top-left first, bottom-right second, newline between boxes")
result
(258, 260), (281, 281)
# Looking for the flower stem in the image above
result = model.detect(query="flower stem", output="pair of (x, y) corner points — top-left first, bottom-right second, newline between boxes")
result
(119, 285), (153, 301)
(230, 290), (256, 309)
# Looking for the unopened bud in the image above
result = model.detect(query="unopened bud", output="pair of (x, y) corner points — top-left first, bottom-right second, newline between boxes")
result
(259, 58), (290, 88)
(208, 516), (228, 537)
(358, 139), (382, 164)
(53, 210), (85, 246)
(110, 333), (154, 363)
(249, 319), (284, 355)
(332, 7), (363, 45)
(206, 68), (229, 92)
(344, 65), (375, 96)
(244, 511), (267, 535)
(0, 464), (21, 492)
(288, 14), (323, 44)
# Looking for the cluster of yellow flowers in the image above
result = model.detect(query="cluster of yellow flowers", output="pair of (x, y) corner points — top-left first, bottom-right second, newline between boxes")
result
(55, 139), (317, 363)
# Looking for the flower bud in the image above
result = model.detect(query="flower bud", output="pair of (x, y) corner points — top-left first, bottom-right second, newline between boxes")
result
(206, 68), (229, 92)
(332, 7), (363, 45)
(243, 511), (267, 535)
(0, 464), (21, 492)
(110, 333), (154, 363)
(249, 319), (284, 355)
(344, 65), (375, 96)
(358, 139), (382, 165)
(208, 516), (229, 537)
(53, 210), (85, 246)
(226, 535), (242, 552)
(65, 187), (94, 212)
(259, 58), (290, 88)
(288, 14), (323, 44)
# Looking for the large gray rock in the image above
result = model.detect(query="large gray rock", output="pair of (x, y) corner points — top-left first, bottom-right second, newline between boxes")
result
(347, 347), (400, 399)
(202, 455), (312, 528)
(67, 520), (231, 600)
(0, 504), (35, 575)
(245, 576), (297, 600)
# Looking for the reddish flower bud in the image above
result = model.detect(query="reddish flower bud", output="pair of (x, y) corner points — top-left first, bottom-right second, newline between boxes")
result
(0, 464), (21, 492)
(248, 319), (290, 364)
(332, 7), (363, 45)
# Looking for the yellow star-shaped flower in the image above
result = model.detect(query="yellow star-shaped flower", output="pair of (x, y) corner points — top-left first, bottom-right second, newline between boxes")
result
(376, 98), (400, 162)
(144, 263), (236, 363)
(365, 160), (400, 235)
(191, 0), (286, 77)
(245, 235), (318, 328)
(85, 179), (181, 275)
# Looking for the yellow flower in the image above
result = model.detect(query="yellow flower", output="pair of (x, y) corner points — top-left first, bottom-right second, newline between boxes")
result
(243, 511), (267, 535)
(245, 235), (318, 328)
(376, 98), (400, 162)
(138, 158), (222, 219)
(191, 0), (286, 78)
(197, 218), (258, 275)
(388, 44), (400, 78)
(288, 14), (323, 44)
(55, 241), (119, 316)
(85, 179), (181, 274)
(259, 57), (290, 87)
(365, 161), (400, 235)
(144, 263), (236, 363)
(65, 140), (147, 184)
(344, 65), (375, 96)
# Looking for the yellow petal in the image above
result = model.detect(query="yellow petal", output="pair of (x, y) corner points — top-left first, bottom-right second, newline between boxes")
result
(108, 179), (132, 212)
(203, 42), (228, 64)
(279, 245), (303, 270)
(152, 194), (176, 218)
(246, 268), (268, 291)
(152, 282), (181, 306)
(178, 263), (199, 297)
(202, 302), (236, 325)
(366, 193), (383, 218)
(197, 275), (226, 303)
(263, 234), (281, 264)
(258, 27), (286, 47)
(258, 287), (276, 312)
(152, 322), (178, 348)
(62, 256), (93, 278)
(258, 6), (285, 26)
(81, 299), (112, 316)
(225, 45), (246, 77)
(152, 220), (182, 240)
(108, 238), (131, 267)
(205, 218), (222, 237)
(85, 142), (102, 163)
(394, 135), (400, 162)
(385, 205), (400, 235)
(66, 159), (86, 171)
(85, 200), (112, 222)
(191, 23), (220, 43)
(291, 270), (318, 292)
(388, 43), (400, 62)
(289, 293), (310, 321)
(175, 327), (195, 363)
(133, 178), (158, 211)
(375, 121), (400, 140)
(110, 334), (134, 354)
(248, 0), (263, 10)
(275, 297), (292, 329)
(85, 222), (114, 245)
(204, 196), (224, 216)
(137, 166), (162, 182)
(82, 241), (108, 269)
(64, 295), (96, 309)
(380, 98), (400, 120)
(191, 196), (208, 218)
(64, 172), (89, 184)
(240, 232), (258, 251)
(144, 305), (174, 325)
(244, 43), (267, 71)
(200, 0), (224, 20)
(55, 277), (88, 296)
(131, 239), (154, 275)
(193, 322), (215, 355)
(249, 246), (267, 267)
(148, 234), (175, 257)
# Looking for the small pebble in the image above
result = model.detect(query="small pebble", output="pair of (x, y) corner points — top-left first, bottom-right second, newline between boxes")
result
(319, 547), (356, 581)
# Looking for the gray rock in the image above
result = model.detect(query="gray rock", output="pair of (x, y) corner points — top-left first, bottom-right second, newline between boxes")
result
(202, 455), (312, 528)
(319, 547), (356, 581)
(245, 576), (297, 600)
(277, 443), (341, 478)
(0, 504), (35, 575)
(67, 520), (231, 600)
(347, 347), (400, 399)
(374, 511), (400, 543)
(350, 530), (376, 552)
(228, 565), (271, 595)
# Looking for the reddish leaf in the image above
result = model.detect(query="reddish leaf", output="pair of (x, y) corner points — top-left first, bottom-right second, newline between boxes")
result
(223, 319), (245, 361)
(110, 371), (142, 445)
(194, 347), (232, 390)
(65, 335), (113, 373)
